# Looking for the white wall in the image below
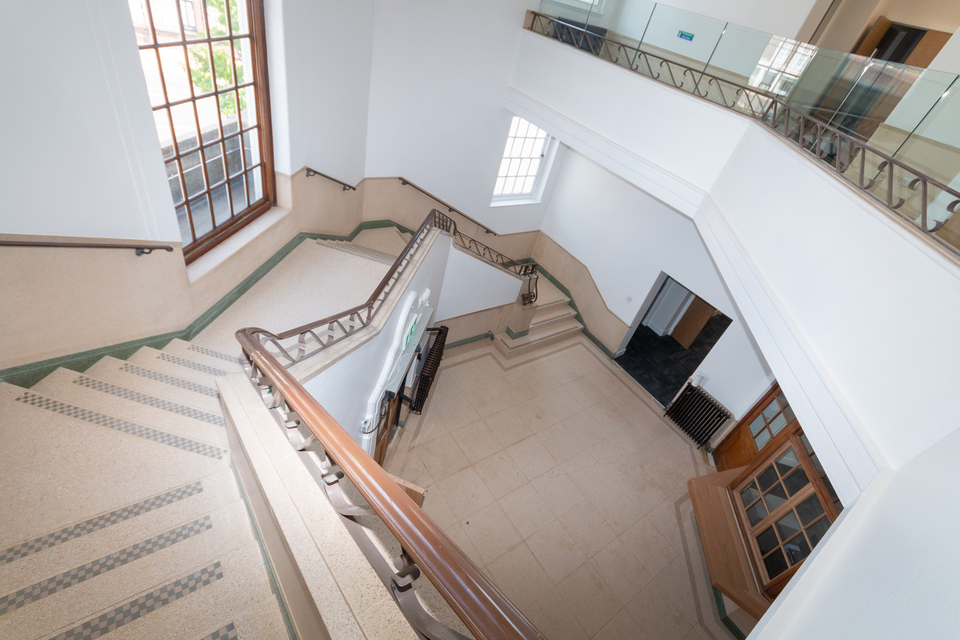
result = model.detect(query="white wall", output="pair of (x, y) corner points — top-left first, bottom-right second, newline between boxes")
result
(364, 0), (561, 235)
(931, 30), (960, 74)
(302, 235), (451, 446)
(651, 0), (821, 39)
(0, 0), (179, 242)
(882, 0), (960, 34)
(266, 0), (374, 182)
(436, 246), (522, 321)
(541, 151), (773, 418)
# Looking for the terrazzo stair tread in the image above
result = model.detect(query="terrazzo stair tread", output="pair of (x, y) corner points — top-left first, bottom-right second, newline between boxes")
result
(534, 277), (570, 308)
(1, 529), (274, 640)
(127, 347), (226, 386)
(317, 238), (397, 266)
(0, 467), (241, 596)
(0, 383), (227, 551)
(84, 357), (223, 415)
(351, 227), (409, 257)
(162, 338), (246, 372)
(502, 317), (584, 347)
(30, 368), (228, 448)
(529, 303), (578, 328)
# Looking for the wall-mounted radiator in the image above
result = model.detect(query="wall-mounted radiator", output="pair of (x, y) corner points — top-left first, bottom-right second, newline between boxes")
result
(664, 382), (732, 448)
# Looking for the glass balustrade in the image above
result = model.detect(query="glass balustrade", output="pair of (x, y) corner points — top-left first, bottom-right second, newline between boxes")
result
(534, 0), (960, 253)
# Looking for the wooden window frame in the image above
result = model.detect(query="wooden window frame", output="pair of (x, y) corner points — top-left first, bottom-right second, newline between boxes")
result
(133, 0), (275, 264)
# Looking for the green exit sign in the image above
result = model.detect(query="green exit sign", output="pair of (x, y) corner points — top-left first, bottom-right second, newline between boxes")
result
(678, 30), (694, 41)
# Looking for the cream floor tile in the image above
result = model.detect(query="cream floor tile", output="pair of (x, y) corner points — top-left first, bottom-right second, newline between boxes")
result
(473, 355), (507, 382)
(587, 366), (626, 400)
(429, 392), (482, 432)
(524, 587), (588, 640)
(531, 467), (586, 518)
(622, 468), (670, 520)
(385, 452), (434, 489)
(499, 484), (556, 540)
(415, 433), (470, 482)
(512, 397), (560, 433)
(500, 371), (538, 406)
(464, 379), (515, 419)
(593, 608), (647, 640)
(524, 368), (563, 397)
(562, 377), (607, 410)
(621, 517), (680, 578)
(646, 498), (684, 555)
(420, 485), (459, 531)
(485, 543), (553, 612)
(535, 422), (584, 465)
(445, 523), (483, 569)
(539, 386), (586, 421)
(428, 372), (461, 400)
(525, 522), (587, 585)
(561, 346), (605, 376)
(563, 410), (606, 451)
(473, 450), (527, 500)
(558, 501), (617, 560)
(555, 562), (623, 637)
(656, 554), (699, 622)
(591, 537), (654, 607)
(484, 407), (534, 449)
(545, 352), (583, 385)
(507, 436), (558, 481)
(459, 502), (523, 566)
(411, 578), (473, 637)
(406, 410), (449, 447)
(625, 583), (695, 640)
(450, 421), (503, 464)
(443, 358), (496, 393)
(583, 481), (644, 536)
(587, 436), (628, 468)
(434, 466), (495, 521)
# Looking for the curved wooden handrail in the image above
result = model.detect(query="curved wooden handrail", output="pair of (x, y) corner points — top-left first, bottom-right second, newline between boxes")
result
(0, 240), (174, 254)
(236, 339), (546, 640)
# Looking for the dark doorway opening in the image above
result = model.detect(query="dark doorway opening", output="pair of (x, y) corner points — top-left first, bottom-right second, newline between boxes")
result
(615, 277), (731, 406)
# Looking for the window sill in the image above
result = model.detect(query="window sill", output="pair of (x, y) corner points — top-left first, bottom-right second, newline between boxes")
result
(187, 205), (292, 284)
(490, 196), (542, 208)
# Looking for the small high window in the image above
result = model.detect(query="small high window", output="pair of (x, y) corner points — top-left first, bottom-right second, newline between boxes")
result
(128, 0), (274, 262)
(492, 116), (554, 202)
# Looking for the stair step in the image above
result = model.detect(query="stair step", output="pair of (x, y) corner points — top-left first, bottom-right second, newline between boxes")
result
(534, 277), (570, 308)
(351, 227), (410, 257)
(316, 238), (397, 266)
(128, 347), (229, 385)
(162, 338), (246, 372)
(31, 368), (227, 447)
(495, 317), (583, 356)
(530, 303), (577, 328)
(85, 356), (223, 414)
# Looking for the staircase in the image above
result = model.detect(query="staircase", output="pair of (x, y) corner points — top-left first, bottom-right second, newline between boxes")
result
(0, 339), (289, 640)
(495, 277), (583, 355)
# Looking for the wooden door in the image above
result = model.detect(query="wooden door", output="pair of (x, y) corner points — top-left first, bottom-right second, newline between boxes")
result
(671, 296), (715, 349)
(374, 396), (400, 466)
(855, 16), (892, 57)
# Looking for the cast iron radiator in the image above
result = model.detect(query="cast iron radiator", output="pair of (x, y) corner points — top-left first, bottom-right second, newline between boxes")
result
(664, 382), (732, 448)
(410, 325), (448, 414)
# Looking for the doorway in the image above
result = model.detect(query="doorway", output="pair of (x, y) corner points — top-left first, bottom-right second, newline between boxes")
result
(615, 276), (731, 406)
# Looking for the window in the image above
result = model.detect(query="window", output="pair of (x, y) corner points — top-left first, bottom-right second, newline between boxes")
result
(747, 392), (796, 450)
(748, 37), (816, 97)
(128, 0), (274, 262)
(492, 116), (554, 202)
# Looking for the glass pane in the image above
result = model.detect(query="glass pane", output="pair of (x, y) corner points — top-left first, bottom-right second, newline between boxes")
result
(234, 38), (252, 84)
(754, 429), (771, 450)
(783, 467), (810, 496)
(769, 412), (788, 435)
(140, 50), (165, 106)
(756, 526), (779, 555)
(128, 0), (154, 45)
(170, 102), (199, 152)
(203, 144), (226, 186)
(783, 533), (811, 565)
(181, 0), (206, 39)
(757, 465), (779, 491)
(190, 195), (213, 239)
(740, 482), (760, 507)
(196, 95), (220, 143)
(238, 85), (257, 130)
(800, 434), (814, 455)
(165, 161), (184, 205)
(810, 452), (825, 476)
(775, 448), (800, 475)
(182, 150), (205, 197)
(229, 173), (247, 209)
(777, 393), (787, 409)
(229, 0), (249, 35)
(225, 135), (243, 175)
(749, 415), (766, 435)
(764, 548), (788, 579)
(639, 4), (726, 68)
(746, 499), (767, 526)
(159, 46), (191, 103)
(248, 168), (263, 202)
(806, 517), (831, 548)
(762, 399), (780, 421)
(205, 0), (228, 36)
(796, 493), (825, 526)
(784, 404), (796, 423)
(824, 477), (840, 503)
(211, 183), (231, 226)
(187, 44), (213, 96)
(243, 129), (260, 167)
(154, 110), (175, 160)
(219, 91), (240, 136)
(149, 0), (184, 43)
(776, 511), (802, 541)
(212, 41), (234, 89)
(763, 483), (788, 511)
(175, 204), (192, 244)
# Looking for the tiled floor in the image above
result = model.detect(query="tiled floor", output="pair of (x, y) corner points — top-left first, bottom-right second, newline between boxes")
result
(384, 336), (735, 639)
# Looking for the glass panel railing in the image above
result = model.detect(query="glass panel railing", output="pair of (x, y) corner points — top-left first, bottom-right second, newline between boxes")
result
(535, 0), (960, 253)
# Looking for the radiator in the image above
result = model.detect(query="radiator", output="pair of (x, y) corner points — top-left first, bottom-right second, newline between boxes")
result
(664, 382), (731, 448)
(410, 326), (448, 414)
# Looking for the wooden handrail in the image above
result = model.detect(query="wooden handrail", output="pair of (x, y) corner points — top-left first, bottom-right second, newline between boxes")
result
(236, 331), (546, 639)
(0, 240), (174, 254)
(399, 177), (497, 235)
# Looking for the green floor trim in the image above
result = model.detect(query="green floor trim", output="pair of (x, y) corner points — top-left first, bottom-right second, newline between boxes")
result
(713, 587), (748, 640)
(0, 219), (416, 388)
(504, 326), (528, 339)
(443, 332), (494, 351)
(231, 461), (299, 640)
(533, 265), (616, 359)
